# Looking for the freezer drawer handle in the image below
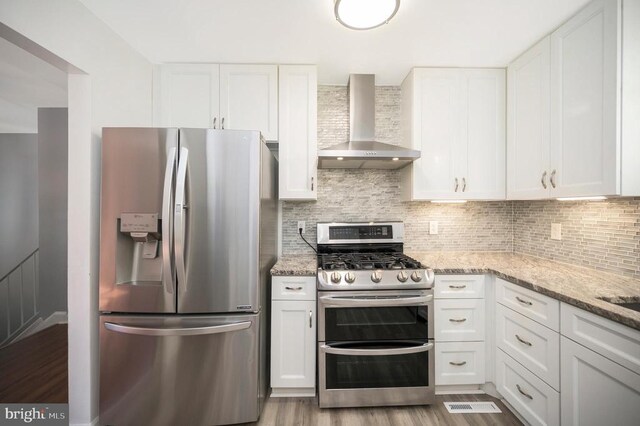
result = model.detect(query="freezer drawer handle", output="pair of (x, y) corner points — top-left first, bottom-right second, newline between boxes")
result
(319, 295), (432, 307)
(321, 342), (433, 357)
(104, 321), (251, 337)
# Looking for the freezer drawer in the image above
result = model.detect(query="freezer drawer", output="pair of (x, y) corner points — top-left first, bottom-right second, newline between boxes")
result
(99, 313), (260, 426)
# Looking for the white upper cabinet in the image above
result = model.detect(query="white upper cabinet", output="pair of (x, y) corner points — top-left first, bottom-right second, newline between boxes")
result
(155, 64), (220, 128)
(278, 65), (318, 201)
(401, 68), (505, 201)
(508, 0), (640, 199)
(154, 63), (279, 140)
(507, 37), (551, 200)
(219, 64), (278, 141)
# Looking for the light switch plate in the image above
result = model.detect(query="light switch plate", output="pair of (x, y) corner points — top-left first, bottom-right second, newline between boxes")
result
(429, 221), (439, 235)
(551, 223), (562, 240)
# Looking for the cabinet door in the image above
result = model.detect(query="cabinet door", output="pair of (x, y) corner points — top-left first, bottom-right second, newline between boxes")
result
(507, 37), (551, 200)
(460, 69), (506, 199)
(219, 64), (278, 140)
(550, 0), (619, 197)
(156, 64), (219, 128)
(561, 336), (640, 426)
(270, 300), (316, 389)
(278, 65), (317, 200)
(409, 69), (463, 200)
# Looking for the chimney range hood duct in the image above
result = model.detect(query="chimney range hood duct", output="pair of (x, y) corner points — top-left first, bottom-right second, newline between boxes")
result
(318, 74), (420, 169)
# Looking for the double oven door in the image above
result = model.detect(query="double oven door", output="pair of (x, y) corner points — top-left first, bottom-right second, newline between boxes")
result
(318, 290), (435, 408)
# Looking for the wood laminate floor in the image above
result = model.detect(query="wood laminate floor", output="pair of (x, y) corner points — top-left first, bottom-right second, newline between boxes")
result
(0, 324), (68, 403)
(249, 394), (522, 426)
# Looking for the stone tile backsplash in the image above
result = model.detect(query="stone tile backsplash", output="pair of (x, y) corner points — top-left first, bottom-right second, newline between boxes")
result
(281, 85), (640, 279)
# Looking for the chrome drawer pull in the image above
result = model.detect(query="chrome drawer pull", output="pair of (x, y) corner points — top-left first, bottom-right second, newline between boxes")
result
(515, 334), (533, 346)
(449, 285), (467, 289)
(516, 384), (533, 400)
(309, 310), (313, 328)
(515, 296), (533, 306)
(541, 171), (547, 189)
(449, 361), (467, 366)
(449, 318), (467, 323)
(285, 286), (303, 291)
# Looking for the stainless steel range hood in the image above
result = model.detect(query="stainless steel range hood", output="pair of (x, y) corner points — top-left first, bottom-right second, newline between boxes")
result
(318, 74), (420, 170)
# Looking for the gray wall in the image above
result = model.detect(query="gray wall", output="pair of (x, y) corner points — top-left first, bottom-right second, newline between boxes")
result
(282, 85), (640, 279)
(38, 108), (68, 317)
(0, 134), (38, 278)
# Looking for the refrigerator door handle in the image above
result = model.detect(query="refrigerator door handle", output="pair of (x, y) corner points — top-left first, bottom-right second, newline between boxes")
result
(161, 147), (177, 294)
(104, 321), (251, 336)
(175, 147), (189, 292)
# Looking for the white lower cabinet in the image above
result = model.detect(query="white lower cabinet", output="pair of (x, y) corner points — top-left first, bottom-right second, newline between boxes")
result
(270, 276), (316, 396)
(435, 298), (485, 342)
(435, 342), (486, 385)
(560, 336), (640, 426)
(497, 349), (560, 426)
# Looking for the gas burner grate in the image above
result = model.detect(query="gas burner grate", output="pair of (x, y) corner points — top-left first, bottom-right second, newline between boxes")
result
(319, 253), (424, 271)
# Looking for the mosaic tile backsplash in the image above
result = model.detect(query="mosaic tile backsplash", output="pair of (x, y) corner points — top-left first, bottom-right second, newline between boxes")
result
(281, 85), (640, 279)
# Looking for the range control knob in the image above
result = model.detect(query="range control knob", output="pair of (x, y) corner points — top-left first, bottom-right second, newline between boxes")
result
(330, 272), (341, 283)
(410, 271), (423, 282)
(345, 272), (356, 284)
(397, 271), (408, 282)
(371, 270), (383, 283)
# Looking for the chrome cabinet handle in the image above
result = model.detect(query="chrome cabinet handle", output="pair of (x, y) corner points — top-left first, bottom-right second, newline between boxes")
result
(541, 171), (548, 189)
(515, 334), (533, 346)
(213, 117), (217, 129)
(221, 117), (225, 129)
(449, 361), (467, 366)
(462, 177), (467, 192)
(311, 176), (314, 191)
(449, 318), (467, 323)
(449, 285), (466, 289)
(516, 384), (533, 400)
(309, 310), (313, 328)
(454, 177), (459, 192)
(321, 342), (433, 357)
(515, 296), (532, 306)
(285, 286), (303, 291)
(550, 169), (556, 188)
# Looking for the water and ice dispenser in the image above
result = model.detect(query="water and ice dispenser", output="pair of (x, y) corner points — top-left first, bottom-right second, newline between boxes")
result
(116, 213), (163, 285)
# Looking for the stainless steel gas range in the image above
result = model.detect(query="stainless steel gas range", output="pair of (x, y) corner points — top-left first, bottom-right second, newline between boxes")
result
(316, 222), (435, 408)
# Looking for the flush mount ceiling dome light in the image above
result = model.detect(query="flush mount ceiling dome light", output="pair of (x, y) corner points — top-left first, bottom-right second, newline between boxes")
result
(334, 0), (400, 30)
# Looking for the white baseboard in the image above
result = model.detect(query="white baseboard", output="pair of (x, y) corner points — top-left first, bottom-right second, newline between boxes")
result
(12, 317), (44, 342)
(17, 311), (68, 340)
(436, 384), (485, 395)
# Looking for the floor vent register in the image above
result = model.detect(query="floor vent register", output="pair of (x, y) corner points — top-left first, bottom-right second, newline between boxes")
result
(443, 401), (502, 414)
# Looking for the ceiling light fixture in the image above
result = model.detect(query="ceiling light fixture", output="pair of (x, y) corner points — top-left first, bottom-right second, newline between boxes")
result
(334, 0), (400, 30)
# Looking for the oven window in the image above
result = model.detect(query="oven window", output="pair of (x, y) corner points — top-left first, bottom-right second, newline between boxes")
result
(324, 342), (429, 389)
(324, 306), (428, 341)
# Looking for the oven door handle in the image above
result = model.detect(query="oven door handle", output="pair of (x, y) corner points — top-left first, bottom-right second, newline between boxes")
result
(320, 342), (434, 356)
(319, 295), (433, 307)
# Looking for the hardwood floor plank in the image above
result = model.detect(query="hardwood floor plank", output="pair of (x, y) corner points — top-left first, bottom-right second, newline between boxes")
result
(247, 394), (523, 426)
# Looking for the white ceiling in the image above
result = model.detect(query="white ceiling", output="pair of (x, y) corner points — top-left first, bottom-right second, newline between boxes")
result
(80, 0), (591, 85)
(0, 37), (67, 132)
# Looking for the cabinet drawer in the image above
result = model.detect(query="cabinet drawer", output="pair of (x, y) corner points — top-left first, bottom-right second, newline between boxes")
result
(561, 303), (640, 375)
(435, 299), (485, 342)
(435, 341), (485, 385)
(496, 278), (559, 331)
(272, 276), (316, 301)
(496, 304), (560, 390)
(435, 275), (485, 299)
(497, 349), (560, 426)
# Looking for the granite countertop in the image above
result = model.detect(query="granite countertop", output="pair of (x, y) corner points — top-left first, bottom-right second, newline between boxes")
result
(271, 251), (640, 331)
(271, 254), (317, 276)
(408, 251), (640, 331)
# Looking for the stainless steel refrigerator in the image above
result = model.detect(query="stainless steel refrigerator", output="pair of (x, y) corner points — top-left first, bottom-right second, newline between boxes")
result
(98, 127), (277, 426)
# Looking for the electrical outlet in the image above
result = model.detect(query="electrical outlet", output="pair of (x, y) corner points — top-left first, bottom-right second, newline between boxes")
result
(429, 221), (439, 235)
(551, 223), (562, 240)
(297, 221), (306, 234)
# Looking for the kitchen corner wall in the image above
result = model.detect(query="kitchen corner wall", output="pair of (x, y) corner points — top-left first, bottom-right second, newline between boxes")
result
(281, 85), (640, 280)
(282, 86), (514, 255)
